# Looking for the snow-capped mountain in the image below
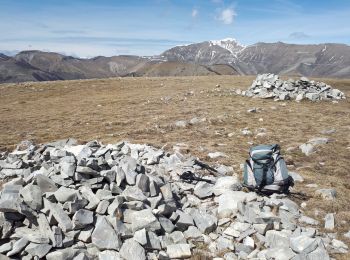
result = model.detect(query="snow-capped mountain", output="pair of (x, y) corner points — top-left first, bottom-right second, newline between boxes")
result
(209, 38), (245, 56)
(161, 38), (242, 65)
(161, 39), (350, 77)
(1, 38), (350, 83)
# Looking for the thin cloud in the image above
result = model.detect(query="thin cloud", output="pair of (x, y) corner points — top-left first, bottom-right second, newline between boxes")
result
(51, 30), (87, 35)
(212, 0), (223, 4)
(289, 32), (310, 39)
(217, 7), (236, 25)
(191, 8), (198, 18)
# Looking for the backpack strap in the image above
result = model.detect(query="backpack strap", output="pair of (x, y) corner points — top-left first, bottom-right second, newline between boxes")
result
(258, 163), (268, 192)
(270, 155), (283, 169)
(246, 159), (253, 170)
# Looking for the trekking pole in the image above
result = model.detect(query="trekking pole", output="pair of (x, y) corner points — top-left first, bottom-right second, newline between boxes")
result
(194, 159), (220, 177)
(180, 171), (215, 184)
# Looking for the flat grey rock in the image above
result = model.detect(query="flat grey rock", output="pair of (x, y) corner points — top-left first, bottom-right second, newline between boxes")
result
(115, 166), (126, 186)
(217, 236), (235, 251)
(136, 174), (150, 192)
(122, 186), (147, 202)
(306, 240), (330, 260)
(166, 244), (191, 259)
(331, 239), (348, 253)
(133, 228), (148, 246)
(52, 226), (63, 247)
(54, 186), (78, 203)
(175, 120), (187, 128)
(159, 216), (175, 233)
(100, 169), (116, 184)
(46, 248), (77, 260)
(131, 209), (161, 232)
(107, 196), (124, 216)
(184, 226), (202, 239)
(91, 216), (121, 250)
(0, 242), (12, 254)
(0, 185), (22, 212)
(124, 171), (137, 185)
(299, 215), (319, 225)
(175, 210), (194, 231)
(76, 166), (98, 176)
(324, 213), (335, 230)
(265, 230), (292, 248)
(194, 181), (214, 199)
(119, 239), (146, 260)
(96, 200), (110, 214)
(20, 183), (43, 210)
(264, 247), (296, 259)
(25, 243), (52, 258)
(6, 237), (29, 257)
(36, 174), (58, 193)
(208, 151), (227, 159)
(77, 225), (93, 243)
(72, 209), (94, 229)
(79, 186), (100, 209)
(315, 188), (336, 200)
(290, 235), (317, 254)
(146, 231), (162, 250)
(74, 252), (89, 260)
(193, 210), (217, 234)
(59, 158), (76, 178)
(12, 226), (49, 244)
(217, 191), (257, 218)
(44, 199), (73, 232)
(98, 250), (121, 260)
(299, 143), (315, 156)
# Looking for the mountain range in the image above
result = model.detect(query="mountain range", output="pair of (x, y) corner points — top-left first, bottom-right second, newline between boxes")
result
(1, 38), (350, 83)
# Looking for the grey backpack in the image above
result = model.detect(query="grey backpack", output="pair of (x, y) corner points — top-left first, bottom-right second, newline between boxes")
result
(243, 144), (294, 194)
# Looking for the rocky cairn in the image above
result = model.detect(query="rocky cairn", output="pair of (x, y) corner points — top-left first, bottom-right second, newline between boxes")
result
(243, 74), (346, 101)
(0, 139), (348, 259)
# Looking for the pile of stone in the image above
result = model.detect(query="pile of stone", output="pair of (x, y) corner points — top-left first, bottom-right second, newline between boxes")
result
(243, 74), (346, 101)
(0, 139), (348, 259)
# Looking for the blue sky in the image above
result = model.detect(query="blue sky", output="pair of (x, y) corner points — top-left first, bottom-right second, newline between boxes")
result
(0, 0), (349, 57)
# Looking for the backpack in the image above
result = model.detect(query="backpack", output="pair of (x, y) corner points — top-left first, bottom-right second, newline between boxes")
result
(243, 144), (294, 195)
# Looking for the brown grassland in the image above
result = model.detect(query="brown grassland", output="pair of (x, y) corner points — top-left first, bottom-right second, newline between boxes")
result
(0, 75), (350, 259)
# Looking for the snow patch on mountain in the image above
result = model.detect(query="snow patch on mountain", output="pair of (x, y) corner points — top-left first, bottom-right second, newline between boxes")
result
(210, 38), (246, 56)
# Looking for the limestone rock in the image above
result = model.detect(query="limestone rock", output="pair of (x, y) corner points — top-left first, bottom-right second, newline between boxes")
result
(324, 213), (335, 230)
(20, 184), (43, 210)
(166, 244), (191, 259)
(91, 217), (122, 250)
(130, 209), (161, 232)
(119, 239), (146, 260)
(315, 188), (336, 200)
(72, 209), (94, 229)
(6, 238), (29, 257)
(44, 199), (73, 232)
(212, 176), (241, 196)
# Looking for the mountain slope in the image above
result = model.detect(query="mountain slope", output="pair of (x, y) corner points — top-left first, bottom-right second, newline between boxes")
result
(161, 40), (350, 78)
(0, 54), (62, 83)
(1, 39), (350, 83)
(234, 42), (350, 77)
(14, 51), (150, 79)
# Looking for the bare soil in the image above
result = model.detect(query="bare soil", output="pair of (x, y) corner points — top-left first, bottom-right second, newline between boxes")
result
(1, 75), (350, 258)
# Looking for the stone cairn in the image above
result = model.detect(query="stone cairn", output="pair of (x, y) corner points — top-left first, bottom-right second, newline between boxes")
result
(0, 139), (348, 259)
(241, 74), (346, 101)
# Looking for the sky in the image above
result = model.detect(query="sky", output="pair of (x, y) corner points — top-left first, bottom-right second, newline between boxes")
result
(0, 0), (349, 57)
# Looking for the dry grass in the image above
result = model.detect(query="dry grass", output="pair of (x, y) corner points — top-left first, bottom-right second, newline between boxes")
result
(1, 75), (350, 258)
